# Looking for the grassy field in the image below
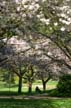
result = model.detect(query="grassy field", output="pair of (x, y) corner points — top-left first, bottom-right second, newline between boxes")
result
(0, 80), (71, 108)
(0, 80), (58, 92)
(0, 98), (71, 108)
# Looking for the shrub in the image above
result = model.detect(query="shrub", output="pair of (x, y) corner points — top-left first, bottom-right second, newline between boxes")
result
(57, 74), (71, 97)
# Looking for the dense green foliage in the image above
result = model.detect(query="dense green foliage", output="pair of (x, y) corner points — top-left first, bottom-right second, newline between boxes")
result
(57, 74), (71, 97)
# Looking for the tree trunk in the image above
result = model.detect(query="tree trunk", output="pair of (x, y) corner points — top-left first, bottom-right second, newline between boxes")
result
(18, 76), (22, 94)
(28, 82), (32, 93)
(42, 77), (51, 92)
(42, 81), (46, 92)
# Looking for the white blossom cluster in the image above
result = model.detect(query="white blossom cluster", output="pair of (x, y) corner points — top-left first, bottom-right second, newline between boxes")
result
(15, 0), (40, 18)
(1, 0), (71, 34)
(15, 0), (71, 32)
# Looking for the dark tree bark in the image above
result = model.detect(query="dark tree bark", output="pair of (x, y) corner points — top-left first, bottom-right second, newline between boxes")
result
(42, 81), (46, 91)
(18, 76), (22, 94)
(28, 82), (32, 93)
(42, 77), (51, 91)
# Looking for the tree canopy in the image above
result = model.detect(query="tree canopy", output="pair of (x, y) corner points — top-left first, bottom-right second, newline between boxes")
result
(0, 0), (71, 72)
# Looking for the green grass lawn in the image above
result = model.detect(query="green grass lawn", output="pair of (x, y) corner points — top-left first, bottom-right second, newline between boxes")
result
(0, 80), (58, 92)
(0, 80), (71, 108)
(0, 98), (71, 108)
(0, 80), (59, 96)
(0, 80), (57, 96)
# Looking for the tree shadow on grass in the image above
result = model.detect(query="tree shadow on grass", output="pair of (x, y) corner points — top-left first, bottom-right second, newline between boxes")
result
(0, 88), (71, 98)
(0, 91), (20, 96)
(0, 98), (58, 108)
